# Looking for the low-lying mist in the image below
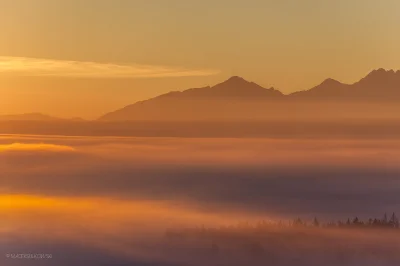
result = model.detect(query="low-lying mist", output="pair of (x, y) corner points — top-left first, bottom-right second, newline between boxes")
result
(2, 135), (400, 265)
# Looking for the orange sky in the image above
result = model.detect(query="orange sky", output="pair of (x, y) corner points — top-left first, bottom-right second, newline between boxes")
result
(1, 0), (400, 118)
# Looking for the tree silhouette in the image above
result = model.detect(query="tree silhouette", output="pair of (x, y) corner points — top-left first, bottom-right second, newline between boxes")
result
(293, 218), (304, 227)
(383, 213), (388, 225)
(313, 217), (320, 227)
(352, 217), (360, 226)
(390, 213), (399, 228)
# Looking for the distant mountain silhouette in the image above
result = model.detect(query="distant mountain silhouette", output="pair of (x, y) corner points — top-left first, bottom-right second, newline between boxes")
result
(4, 70), (400, 137)
(100, 76), (284, 121)
(96, 69), (400, 121)
(291, 68), (400, 100)
(0, 113), (59, 121)
(0, 113), (86, 122)
(137, 76), (283, 100)
(172, 76), (283, 98)
(289, 78), (350, 98)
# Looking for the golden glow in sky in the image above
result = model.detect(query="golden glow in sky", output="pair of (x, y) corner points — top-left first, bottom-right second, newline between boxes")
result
(0, 56), (219, 78)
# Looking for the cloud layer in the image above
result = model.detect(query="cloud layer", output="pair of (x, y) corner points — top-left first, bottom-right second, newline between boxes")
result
(3, 136), (400, 266)
(0, 143), (75, 152)
(0, 57), (219, 78)
(3, 136), (400, 220)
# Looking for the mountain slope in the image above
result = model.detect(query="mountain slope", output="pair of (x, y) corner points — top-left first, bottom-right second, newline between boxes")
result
(290, 69), (400, 100)
(100, 76), (284, 121)
(176, 76), (283, 98)
(289, 78), (350, 98)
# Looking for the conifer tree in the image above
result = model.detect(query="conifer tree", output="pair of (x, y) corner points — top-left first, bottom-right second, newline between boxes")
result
(313, 217), (320, 227)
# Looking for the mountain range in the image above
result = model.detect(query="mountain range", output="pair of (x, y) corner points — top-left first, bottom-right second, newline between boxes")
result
(3, 68), (400, 122)
(2, 69), (400, 137)
(291, 68), (400, 99)
(0, 113), (58, 121)
(100, 68), (400, 121)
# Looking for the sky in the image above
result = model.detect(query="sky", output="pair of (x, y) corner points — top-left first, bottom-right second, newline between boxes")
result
(1, 0), (400, 119)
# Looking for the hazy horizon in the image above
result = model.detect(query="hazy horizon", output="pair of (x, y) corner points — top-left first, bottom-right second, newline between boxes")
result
(2, 68), (400, 120)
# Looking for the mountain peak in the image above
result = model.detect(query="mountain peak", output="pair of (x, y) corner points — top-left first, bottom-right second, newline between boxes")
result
(366, 68), (397, 78)
(222, 76), (250, 85)
(357, 68), (400, 86)
(209, 76), (283, 97)
(320, 78), (341, 86)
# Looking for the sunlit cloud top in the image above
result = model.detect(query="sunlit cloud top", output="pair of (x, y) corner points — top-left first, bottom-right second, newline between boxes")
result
(0, 143), (75, 152)
(0, 57), (219, 78)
